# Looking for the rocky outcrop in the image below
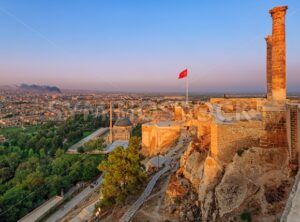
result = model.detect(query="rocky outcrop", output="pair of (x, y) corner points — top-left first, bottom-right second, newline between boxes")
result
(198, 157), (222, 201)
(167, 143), (294, 221)
(214, 147), (292, 221)
(165, 175), (202, 222)
(166, 174), (189, 201)
(178, 143), (207, 188)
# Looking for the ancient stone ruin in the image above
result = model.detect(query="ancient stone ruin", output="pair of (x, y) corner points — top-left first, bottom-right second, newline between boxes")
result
(140, 5), (300, 221)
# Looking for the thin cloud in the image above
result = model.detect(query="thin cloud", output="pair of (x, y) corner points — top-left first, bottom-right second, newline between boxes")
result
(0, 7), (70, 55)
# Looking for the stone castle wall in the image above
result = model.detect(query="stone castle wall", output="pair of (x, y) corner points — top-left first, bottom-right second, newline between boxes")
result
(260, 105), (288, 149)
(142, 123), (181, 156)
(174, 106), (184, 121)
(210, 120), (264, 164)
(210, 98), (263, 112)
(287, 105), (300, 173)
(113, 126), (131, 141)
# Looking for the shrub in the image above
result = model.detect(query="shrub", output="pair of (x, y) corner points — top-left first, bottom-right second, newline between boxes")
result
(77, 146), (84, 153)
(174, 197), (181, 205)
(237, 149), (244, 157)
(240, 212), (252, 222)
(237, 147), (249, 157)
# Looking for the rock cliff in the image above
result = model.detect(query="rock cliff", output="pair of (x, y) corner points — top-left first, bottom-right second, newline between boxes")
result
(167, 141), (294, 221)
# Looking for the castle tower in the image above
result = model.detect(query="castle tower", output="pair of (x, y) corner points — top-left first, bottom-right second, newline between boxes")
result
(269, 6), (288, 101)
(287, 104), (300, 175)
(265, 35), (273, 100)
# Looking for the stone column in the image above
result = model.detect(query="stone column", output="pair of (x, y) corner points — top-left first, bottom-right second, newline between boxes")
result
(265, 35), (273, 100)
(269, 6), (288, 101)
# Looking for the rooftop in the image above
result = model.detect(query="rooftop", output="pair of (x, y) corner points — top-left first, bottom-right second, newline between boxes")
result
(106, 140), (129, 153)
(114, 117), (132, 127)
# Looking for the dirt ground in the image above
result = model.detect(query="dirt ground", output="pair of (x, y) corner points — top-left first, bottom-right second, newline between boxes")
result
(131, 171), (181, 222)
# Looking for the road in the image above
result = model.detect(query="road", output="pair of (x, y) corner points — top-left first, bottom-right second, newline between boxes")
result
(18, 196), (63, 222)
(67, 128), (108, 154)
(45, 176), (103, 222)
(119, 130), (188, 222)
(46, 129), (129, 221)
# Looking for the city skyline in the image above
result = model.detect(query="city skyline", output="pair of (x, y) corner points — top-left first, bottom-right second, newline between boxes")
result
(0, 0), (300, 93)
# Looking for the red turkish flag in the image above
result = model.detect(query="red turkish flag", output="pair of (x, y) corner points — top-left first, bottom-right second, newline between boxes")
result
(178, 69), (188, 79)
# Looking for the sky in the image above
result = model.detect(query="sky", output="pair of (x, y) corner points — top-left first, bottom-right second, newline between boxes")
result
(0, 0), (299, 93)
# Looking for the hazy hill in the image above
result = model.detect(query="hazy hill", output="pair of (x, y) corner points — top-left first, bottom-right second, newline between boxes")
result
(19, 84), (61, 93)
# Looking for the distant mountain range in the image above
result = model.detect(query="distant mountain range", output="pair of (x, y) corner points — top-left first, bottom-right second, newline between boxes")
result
(19, 84), (61, 93)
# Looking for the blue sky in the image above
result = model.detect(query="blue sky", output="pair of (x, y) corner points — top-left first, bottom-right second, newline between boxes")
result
(0, 0), (299, 93)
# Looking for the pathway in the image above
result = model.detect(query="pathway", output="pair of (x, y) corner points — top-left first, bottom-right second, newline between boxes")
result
(119, 130), (188, 222)
(45, 176), (103, 222)
(67, 128), (108, 154)
(119, 165), (171, 222)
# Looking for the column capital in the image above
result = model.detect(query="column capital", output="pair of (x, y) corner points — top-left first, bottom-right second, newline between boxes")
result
(269, 6), (288, 16)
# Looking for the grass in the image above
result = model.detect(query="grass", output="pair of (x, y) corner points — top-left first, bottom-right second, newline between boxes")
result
(83, 131), (92, 137)
(0, 127), (23, 135)
(0, 125), (41, 136)
(25, 125), (41, 133)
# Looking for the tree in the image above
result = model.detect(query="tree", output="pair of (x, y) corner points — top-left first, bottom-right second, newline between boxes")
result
(67, 130), (83, 143)
(0, 114), (109, 222)
(55, 149), (64, 158)
(45, 175), (63, 197)
(69, 161), (82, 183)
(35, 137), (46, 150)
(132, 124), (142, 137)
(98, 137), (146, 208)
(52, 135), (63, 150)
(0, 167), (12, 184)
(28, 149), (34, 158)
(83, 137), (104, 152)
(127, 136), (141, 152)
(0, 184), (31, 222)
(14, 157), (39, 183)
(81, 158), (98, 181)
(77, 146), (84, 153)
(51, 157), (68, 175)
(39, 149), (46, 158)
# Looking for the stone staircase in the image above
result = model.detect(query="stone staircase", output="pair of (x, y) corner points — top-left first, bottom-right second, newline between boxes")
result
(119, 165), (171, 222)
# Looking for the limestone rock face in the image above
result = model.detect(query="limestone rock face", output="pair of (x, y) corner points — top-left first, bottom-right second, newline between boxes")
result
(214, 147), (291, 220)
(166, 174), (189, 201)
(215, 166), (255, 217)
(198, 157), (222, 201)
(178, 143), (207, 188)
(170, 144), (293, 221)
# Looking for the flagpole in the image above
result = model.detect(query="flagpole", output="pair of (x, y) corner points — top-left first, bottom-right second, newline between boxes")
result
(186, 75), (188, 105)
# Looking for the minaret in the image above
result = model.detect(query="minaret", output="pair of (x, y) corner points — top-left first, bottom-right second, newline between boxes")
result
(269, 6), (288, 101)
(109, 101), (113, 143)
(265, 35), (273, 100)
